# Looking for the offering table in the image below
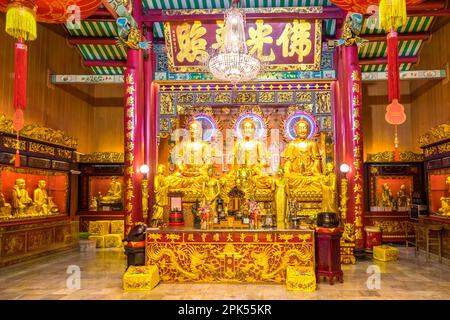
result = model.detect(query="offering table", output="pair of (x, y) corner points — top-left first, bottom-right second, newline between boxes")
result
(145, 228), (315, 283)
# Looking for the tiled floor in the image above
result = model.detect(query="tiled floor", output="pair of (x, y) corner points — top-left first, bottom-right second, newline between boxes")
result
(0, 246), (449, 300)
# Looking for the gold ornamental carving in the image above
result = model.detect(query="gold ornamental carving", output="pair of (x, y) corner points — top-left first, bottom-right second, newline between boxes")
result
(2, 136), (26, 151)
(146, 231), (314, 283)
(78, 152), (124, 163)
(366, 151), (423, 162)
(0, 114), (77, 148)
(419, 121), (450, 147)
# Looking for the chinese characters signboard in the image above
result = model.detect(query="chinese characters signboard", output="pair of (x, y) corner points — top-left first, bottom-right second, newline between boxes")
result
(164, 19), (322, 73)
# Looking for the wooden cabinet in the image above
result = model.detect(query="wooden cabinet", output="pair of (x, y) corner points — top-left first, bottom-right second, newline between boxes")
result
(315, 229), (343, 285)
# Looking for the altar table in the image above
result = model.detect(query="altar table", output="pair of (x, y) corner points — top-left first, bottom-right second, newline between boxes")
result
(145, 228), (315, 283)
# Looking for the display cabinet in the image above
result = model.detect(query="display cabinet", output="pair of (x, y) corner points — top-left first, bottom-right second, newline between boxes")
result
(364, 151), (425, 243)
(77, 152), (125, 232)
(0, 114), (77, 267)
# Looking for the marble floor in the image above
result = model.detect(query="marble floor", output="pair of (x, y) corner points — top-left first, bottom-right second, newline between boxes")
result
(0, 246), (449, 300)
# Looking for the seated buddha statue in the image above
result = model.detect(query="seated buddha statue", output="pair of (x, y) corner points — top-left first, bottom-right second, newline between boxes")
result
(0, 192), (12, 216)
(99, 177), (122, 205)
(282, 118), (322, 191)
(11, 178), (34, 216)
(438, 176), (450, 216)
(232, 117), (272, 190)
(167, 119), (211, 190)
(33, 180), (59, 215)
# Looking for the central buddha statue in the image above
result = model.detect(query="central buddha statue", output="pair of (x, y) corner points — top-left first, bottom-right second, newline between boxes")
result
(232, 117), (272, 190)
(283, 118), (322, 191)
(99, 177), (122, 205)
(11, 178), (34, 216)
(167, 119), (211, 190)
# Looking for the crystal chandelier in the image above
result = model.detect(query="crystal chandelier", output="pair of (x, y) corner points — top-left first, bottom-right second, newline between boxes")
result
(207, 4), (261, 84)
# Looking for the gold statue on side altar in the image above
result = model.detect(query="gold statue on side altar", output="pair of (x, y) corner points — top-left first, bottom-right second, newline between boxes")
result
(99, 177), (122, 205)
(11, 178), (34, 216)
(33, 180), (59, 215)
(0, 192), (12, 216)
(438, 176), (450, 216)
(283, 118), (322, 191)
(232, 117), (272, 190)
(202, 167), (221, 207)
(167, 119), (211, 190)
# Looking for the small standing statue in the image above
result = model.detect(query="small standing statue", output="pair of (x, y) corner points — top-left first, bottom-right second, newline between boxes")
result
(396, 184), (410, 209)
(34, 180), (59, 215)
(153, 164), (168, 227)
(89, 196), (98, 211)
(0, 192), (12, 216)
(202, 167), (221, 223)
(379, 183), (393, 208)
(11, 178), (34, 216)
(438, 176), (450, 216)
(272, 167), (288, 229)
(321, 163), (337, 212)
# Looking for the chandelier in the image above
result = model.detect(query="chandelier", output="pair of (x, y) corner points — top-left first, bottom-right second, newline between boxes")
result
(207, 4), (261, 84)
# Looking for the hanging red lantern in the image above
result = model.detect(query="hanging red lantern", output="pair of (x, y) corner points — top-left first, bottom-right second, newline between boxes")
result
(385, 99), (406, 161)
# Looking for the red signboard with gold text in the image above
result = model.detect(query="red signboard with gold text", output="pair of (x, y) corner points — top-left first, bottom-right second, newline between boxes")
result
(164, 19), (322, 73)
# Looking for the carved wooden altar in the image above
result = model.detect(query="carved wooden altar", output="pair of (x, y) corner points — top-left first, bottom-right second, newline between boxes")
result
(145, 228), (315, 283)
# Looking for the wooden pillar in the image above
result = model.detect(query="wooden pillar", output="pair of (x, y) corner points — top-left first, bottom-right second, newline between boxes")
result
(335, 44), (365, 250)
(124, 1), (144, 235)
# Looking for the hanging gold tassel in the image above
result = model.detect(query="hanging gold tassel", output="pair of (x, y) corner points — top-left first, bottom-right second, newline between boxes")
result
(5, 3), (37, 41)
(379, 0), (407, 31)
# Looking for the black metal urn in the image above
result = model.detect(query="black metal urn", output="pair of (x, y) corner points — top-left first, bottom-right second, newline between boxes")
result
(316, 212), (339, 228)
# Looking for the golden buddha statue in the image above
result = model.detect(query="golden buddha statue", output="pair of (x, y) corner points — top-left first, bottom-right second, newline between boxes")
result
(153, 164), (168, 226)
(438, 176), (450, 216)
(168, 119), (211, 189)
(11, 178), (34, 216)
(33, 180), (59, 215)
(379, 183), (393, 207)
(99, 177), (122, 205)
(0, 192), (12, 216)
(321, 163), (337, 212)
(272, 167), (288, 229)
(202, 167), (220, 206)
(232, 117), (272, 189)
(396, 184), (410, 208)
(282, 118), (322, 191)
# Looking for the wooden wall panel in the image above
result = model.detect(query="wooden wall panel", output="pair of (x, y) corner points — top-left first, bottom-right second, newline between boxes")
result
(92, 107), (124, 152)
(0, 14), (94, 153)
(362, 81), (414, 158)
(410, 20), (450, 148)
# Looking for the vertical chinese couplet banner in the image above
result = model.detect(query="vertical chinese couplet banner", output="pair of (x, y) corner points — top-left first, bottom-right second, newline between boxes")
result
(164, 19), (322, 72)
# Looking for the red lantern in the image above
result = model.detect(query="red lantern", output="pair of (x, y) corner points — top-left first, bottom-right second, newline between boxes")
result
(385, 99), (406, 161)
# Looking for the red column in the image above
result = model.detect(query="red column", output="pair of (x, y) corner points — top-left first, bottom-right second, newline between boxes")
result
(144, 25), (158, 225)
(335, 44), (365, 250)
(124, 2), (145, 235)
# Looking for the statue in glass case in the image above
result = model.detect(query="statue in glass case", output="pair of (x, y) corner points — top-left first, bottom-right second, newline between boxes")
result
(11, 178), (34, 215)
(438, 176), (450, 216)
(33, 180), (59, 215)
(99, 177), (122, 206)
(379, 183), (393, 207)
(0, 192), (12, 216)
(396, 184), (410, 208)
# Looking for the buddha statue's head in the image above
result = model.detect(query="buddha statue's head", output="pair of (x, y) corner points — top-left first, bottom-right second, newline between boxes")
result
(242, 117), (256, 140)
(295, 118), (310, 140)
(15, 178), (25, 189)
(207, 166), (214, 177)
(38, 180), (46, 189)
(446, 176), (450, 186)
(188, 119), (202, 141)
(157, 164), (165, 175)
